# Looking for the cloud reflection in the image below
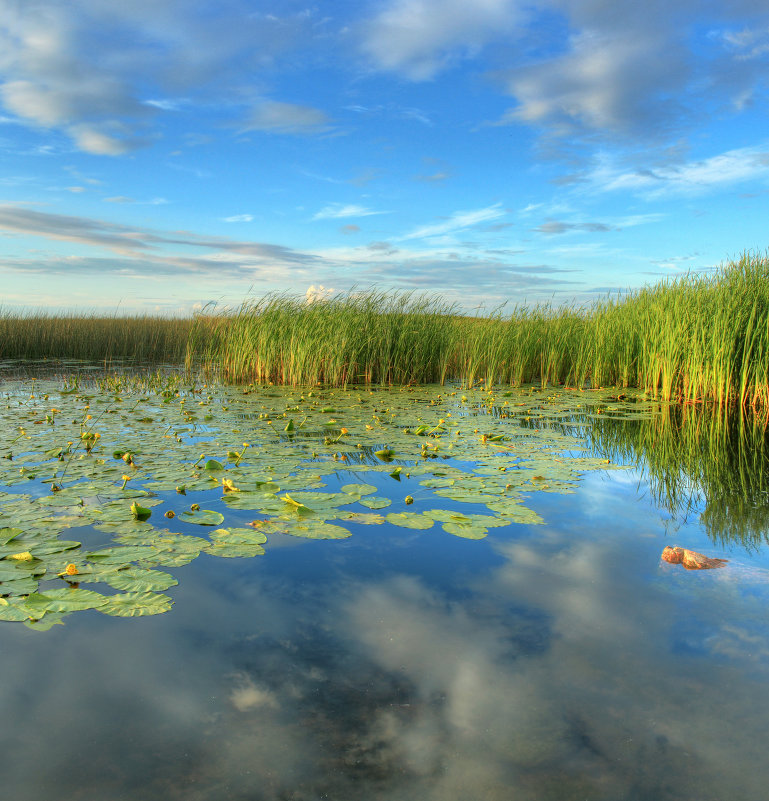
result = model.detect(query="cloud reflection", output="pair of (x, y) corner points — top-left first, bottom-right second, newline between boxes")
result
(2, 492), (769, 799)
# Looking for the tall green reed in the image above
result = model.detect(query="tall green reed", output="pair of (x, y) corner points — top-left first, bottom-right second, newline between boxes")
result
(4, 252), (769, 409)
(0, 309), (191, 363)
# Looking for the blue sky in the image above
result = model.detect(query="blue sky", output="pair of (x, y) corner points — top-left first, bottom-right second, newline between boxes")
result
(1, 0), (769, 314)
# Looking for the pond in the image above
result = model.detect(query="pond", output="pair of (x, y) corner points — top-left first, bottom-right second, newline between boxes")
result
(1, 376), (768, 800)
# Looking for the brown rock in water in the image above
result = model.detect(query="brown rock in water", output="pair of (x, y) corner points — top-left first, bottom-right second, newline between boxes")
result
(661, 545), (728, 570)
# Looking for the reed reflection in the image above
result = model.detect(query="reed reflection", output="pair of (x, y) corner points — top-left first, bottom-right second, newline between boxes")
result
(585, 404), (769, 548)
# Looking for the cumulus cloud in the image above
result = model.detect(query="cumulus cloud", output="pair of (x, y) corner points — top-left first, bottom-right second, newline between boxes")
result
(498, 28), (687, 141)
(491, 1), (769, 149)
(0, 2), (324, 152)
(361, 0), (525, 80)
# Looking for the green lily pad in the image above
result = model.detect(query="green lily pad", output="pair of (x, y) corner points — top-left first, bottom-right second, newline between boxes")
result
(441, 522), (489, 539)
(99, 591), (173, 617)
(204, 527), (268, 557)
(280, 520), (352, 539)
(178, 509), (225, 526)
(0, 598), (33, 621)
(385, 512), (434, 530)
(341, 483), (378, 496)
(86, 545), (161, 563)
(36, 587), (108, 612)
(102, 567), (179, 592)
(358, 495), (391, 509)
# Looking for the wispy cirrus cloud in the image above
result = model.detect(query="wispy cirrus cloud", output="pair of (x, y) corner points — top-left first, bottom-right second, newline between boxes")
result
(582, 145), (769, 197)
(399, 203), (507, 241)
(0, 204), (316, 274)
(312, 203), (390, 220)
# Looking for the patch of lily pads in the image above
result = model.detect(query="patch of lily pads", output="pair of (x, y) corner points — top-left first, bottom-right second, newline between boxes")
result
(0, 380), (649, 629)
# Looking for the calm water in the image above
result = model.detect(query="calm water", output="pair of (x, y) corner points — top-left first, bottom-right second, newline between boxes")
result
(2, 379), (769, 800)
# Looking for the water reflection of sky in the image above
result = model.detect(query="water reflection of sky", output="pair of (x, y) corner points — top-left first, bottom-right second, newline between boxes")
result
(3, 470), (769, 800)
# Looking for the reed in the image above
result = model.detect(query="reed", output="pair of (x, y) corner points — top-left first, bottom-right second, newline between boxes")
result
(188, 291), (457, 386)
(0, 309), (191, 364)
(190, 251), (769, 408)
(2, 252), (769, 408)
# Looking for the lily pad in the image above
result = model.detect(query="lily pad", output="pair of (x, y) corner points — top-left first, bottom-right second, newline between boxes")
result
(99, 591), (173, 617)
(102, 567), (179, 592)
(178, 509), (225, 526)
(385, 512), (434, 530)
(341, 483), (378, 496)
(358, 495), (391, 509)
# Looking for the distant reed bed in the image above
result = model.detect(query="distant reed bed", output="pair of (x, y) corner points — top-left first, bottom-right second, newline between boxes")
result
(190, 252), (769, 408)
(0, 310), (191, 364)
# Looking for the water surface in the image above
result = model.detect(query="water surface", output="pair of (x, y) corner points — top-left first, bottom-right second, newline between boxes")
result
(1, 379), (768, 800)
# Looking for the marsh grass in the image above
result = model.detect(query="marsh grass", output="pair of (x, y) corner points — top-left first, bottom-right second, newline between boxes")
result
(189, 252), (769, 408)
(0, 310), (191, 364)
(3, 253), (769, 408)
(188, 291), (457, 386)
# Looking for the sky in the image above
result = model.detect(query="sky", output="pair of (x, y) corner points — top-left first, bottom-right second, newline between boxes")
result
(1, 0), (769, 315)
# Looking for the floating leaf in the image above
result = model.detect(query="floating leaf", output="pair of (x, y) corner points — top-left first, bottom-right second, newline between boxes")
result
(0, 528), (24, 545)
(280, 520), (352, 539)
(385, 512), (434, 530)
(204, 459), (224, 471)
(25, 612), (69, 630)
(102, 567), (178, 592)
(341, 483), (377, 496)
(205, 528), (267, 557)
(86, 545), (161, 563)
(99, 591), (173, 617)
(441, 522), (488, 539)
(358, 495), (391, 509)
(179, 508), (225, 526)
(341, 512), (385, 525)
(0, 599), (32, 621)
(37, 587), (108, 612)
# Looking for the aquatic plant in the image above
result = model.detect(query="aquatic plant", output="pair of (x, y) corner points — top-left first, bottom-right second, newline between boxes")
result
(0, 309), (191, 364)
(188, 253), (769, 408)
(0, 380), (634, 629)
(3, 253), (769, 409)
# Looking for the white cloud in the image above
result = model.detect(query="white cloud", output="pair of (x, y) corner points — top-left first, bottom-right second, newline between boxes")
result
(399, 203), (506, 241)
(0, 2), (324, 152)
(361, 0), (524, 80)
(312, 203), (389, 220)
(305, 284), (334, 304)
(499, 28), (687, 139)
(69, 123), (146, 155)
(586, 145), (769, 197)
(222, 214), (254, 223)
